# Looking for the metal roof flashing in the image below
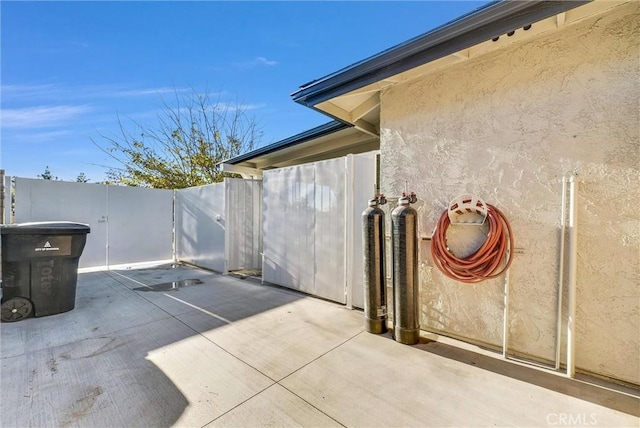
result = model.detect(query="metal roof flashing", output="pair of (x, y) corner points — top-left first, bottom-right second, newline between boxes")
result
(291, 0), (589, 107)
(222, 121), (350, 166)
(221, 119), (380, 177)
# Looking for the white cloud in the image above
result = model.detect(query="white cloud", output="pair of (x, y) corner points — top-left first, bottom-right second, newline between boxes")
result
(1, 105), (92, 129)
(0, 83), (192, 102)
(7, 129), (75, 143)
(112, 86), (191, 98)
(46, 40), (90, 55)
(74, 84), (192, 99)
(0, 84), (63, 100)
(255, 56), (278, 66)
(215, 102), (265, 111)
(232, 56), (279, 70)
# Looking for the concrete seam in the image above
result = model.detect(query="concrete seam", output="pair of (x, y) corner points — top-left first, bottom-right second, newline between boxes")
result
(200, 383), (278, 428)
(206, 328), (362, 428)
(105, 270), (280, 382)
(106, 269), (361, 427)
(271, 330), (366, 427)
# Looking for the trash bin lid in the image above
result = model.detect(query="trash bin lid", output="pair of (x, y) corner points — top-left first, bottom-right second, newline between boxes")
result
(1, 221), (91, 235)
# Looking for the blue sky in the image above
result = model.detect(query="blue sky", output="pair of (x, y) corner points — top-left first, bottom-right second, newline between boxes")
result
(1, 1), (488, 182)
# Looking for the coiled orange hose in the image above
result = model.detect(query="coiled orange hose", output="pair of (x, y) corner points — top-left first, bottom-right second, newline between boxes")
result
(430, 204), (514, 283)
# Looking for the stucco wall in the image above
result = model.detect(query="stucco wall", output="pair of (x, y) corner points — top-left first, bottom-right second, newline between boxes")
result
(380, 3), (639, 385)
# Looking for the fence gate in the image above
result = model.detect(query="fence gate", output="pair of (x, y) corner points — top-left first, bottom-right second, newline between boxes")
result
(175, 182), (226, 272)
(175, 178), (262, 273)
(12, 178), (173, 269)
(225, 178), (262, 272)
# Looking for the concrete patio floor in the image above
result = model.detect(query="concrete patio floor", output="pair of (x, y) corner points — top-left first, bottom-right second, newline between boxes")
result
(1, 264), (638, 427)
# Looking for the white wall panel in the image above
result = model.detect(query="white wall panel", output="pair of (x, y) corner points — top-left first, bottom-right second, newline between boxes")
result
(263, 165), (316, 295)
(313, 158), (346, 302)
(263, 154), (377, 305)
(107, 186), (174, 265)
(3, 175), (12, 224)
(14, 178), (108, 268)
(175, 183), (226, 272)
(225, 179), (262, 272)
(351, 152), (378, 309)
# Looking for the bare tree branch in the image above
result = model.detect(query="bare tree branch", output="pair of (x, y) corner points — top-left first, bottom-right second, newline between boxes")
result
(92, 87), (262, 188)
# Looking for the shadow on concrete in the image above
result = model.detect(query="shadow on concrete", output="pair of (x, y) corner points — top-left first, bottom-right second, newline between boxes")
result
(413, 338), (640, 417)
(0, 263), (304, 427)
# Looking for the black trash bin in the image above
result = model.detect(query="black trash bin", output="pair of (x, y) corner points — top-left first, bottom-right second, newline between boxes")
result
(1, 222), (90, 322)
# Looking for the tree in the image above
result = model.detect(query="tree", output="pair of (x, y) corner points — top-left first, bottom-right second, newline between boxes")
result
(38, 166), (58, 180)
(76, 172), (90, 183)
(95, 88), (262, 189)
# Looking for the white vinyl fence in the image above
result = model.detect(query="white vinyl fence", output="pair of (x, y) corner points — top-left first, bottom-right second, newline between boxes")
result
(262, 152), (377, 307)
(12, 178), (174, 269)
(175, 182), (226, 272)
(3, 175), (11, 224)
(10, 154), (372, 304)
(175, 178), (262, 273)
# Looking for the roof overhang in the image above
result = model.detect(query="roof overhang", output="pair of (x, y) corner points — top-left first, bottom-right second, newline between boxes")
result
(222, 121), (379, 178)
(291, 0), (626, 135)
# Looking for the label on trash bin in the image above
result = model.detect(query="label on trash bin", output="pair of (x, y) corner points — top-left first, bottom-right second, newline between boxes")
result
(35, 259), (56, 296)
(33, 236), (72, 256)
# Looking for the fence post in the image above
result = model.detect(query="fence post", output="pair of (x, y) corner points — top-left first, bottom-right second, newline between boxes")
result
(344, 155), (355, 309)
(0, 169), (4, 300)
(0, 169), (5, 225)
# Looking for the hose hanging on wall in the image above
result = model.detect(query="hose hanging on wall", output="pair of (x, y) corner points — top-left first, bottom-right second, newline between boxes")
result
(430, 198), (514, 283)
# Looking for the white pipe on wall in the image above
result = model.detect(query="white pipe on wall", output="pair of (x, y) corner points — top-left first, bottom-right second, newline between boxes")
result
(105, 185), (110, 268)
(555, 176), (568, 370)
(566, 174), (579, 378)
(172, 189), (177, 263)
(502, 269), (510, 359)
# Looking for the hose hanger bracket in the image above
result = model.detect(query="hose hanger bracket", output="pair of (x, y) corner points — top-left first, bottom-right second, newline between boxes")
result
(447, 194), (488, 225)
(432, 195), (514, 283)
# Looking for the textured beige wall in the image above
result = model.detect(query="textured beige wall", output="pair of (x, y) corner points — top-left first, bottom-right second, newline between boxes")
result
(380, 3), (639, 385)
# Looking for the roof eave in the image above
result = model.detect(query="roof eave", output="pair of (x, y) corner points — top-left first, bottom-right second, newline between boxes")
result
(291, 0), (590, 107)
(223, 120), (351, 165)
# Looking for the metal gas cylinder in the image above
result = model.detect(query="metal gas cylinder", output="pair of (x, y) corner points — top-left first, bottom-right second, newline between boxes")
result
(362, 195), (387, 334)
(391, 193), (420, 345)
